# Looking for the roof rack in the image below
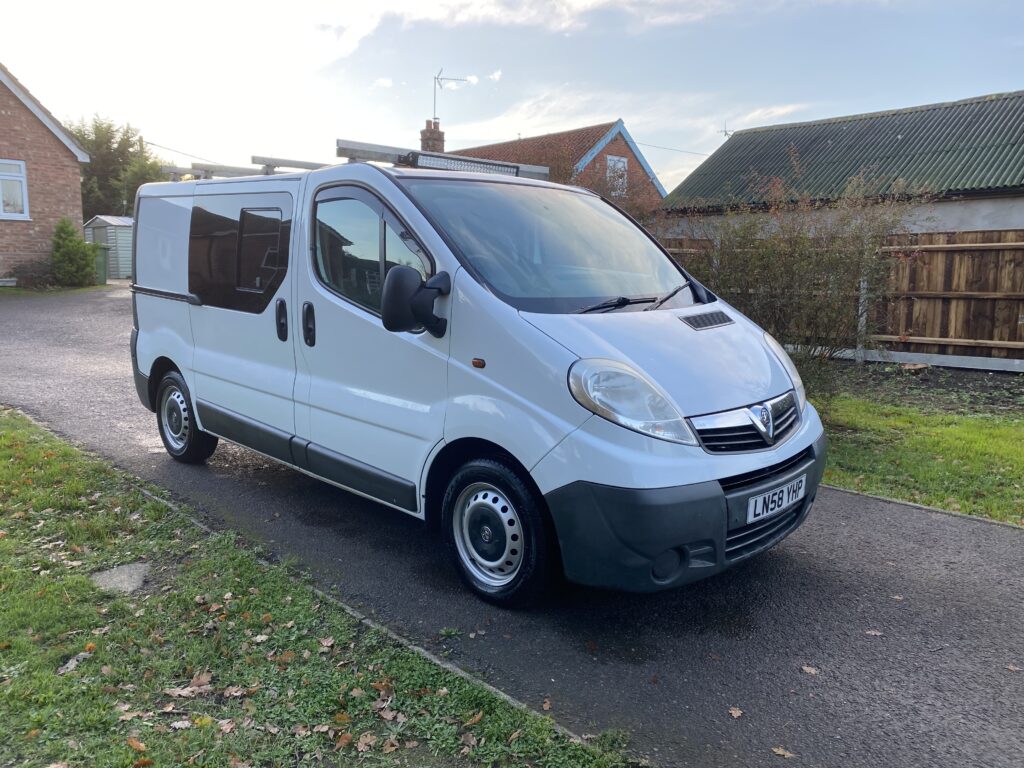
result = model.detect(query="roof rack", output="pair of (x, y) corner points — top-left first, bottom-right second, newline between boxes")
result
(335, 139), (549, 181)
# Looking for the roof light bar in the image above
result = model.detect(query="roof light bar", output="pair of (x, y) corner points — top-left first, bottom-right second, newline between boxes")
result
(335, 139), (549, 180)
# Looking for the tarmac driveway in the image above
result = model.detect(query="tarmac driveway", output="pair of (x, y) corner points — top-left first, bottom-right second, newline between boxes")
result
(1, 285), (1021, 767)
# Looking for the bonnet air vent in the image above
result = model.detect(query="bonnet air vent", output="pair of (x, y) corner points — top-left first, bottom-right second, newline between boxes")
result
(681, 310), (733, 330)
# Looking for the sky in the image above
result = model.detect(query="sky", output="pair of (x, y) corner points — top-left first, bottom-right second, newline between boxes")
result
(5, 1), (1023, 192)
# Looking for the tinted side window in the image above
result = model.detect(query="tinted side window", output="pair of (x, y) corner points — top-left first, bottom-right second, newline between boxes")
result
(315, 197), (384, 312)
(238, 209), (283, 292)
(189, 192), (292, 313)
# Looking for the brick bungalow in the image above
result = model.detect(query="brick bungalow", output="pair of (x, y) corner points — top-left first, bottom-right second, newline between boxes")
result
(0, 62), (89, 281)
(421, 119), (666, 214)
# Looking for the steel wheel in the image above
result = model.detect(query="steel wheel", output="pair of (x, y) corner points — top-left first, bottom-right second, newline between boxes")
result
(452, 482), (524, 588)
(159, 384), (190, 453)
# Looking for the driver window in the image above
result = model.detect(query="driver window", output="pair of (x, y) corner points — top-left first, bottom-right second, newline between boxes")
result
(384, 217), (429, 281)
(315, 197), (383, 312)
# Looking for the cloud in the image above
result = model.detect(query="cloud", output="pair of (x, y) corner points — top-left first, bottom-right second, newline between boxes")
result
(466, 75), (479, 85)
(736, 102), (808, 125)
(371, 77), (393, 89)
(488, 69), (503, 82)
(316, 1), (745, 57)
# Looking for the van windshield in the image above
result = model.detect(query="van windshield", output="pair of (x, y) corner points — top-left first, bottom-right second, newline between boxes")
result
(398, 178), (695, 314)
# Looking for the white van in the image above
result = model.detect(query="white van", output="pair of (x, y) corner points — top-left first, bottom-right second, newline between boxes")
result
(131, 160), (826, 605)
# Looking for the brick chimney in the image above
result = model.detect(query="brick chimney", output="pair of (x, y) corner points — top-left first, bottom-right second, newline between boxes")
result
(420, 119), (445, 153)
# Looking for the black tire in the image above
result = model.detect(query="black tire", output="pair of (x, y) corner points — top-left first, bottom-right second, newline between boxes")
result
(155, 371), (218, 464)
(441, 457), (554, 607)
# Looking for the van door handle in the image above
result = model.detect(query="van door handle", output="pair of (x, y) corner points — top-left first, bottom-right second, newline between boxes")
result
(302, 302), (316, 346)
(275, 299), (288, 341)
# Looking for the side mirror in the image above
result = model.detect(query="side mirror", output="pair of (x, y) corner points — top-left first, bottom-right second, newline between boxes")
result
(381, 266), (451, 338)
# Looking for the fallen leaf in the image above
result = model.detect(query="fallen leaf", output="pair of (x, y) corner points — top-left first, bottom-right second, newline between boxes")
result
(437, 687), (449, 697)
(127, 737), (147, 752)
(170, 720), (191, 730)
(461, 732), (478, 748)
(348, 688), (364, 698)
(218, 719), (235, 734)
(1008, 664), (1021, 673)
(336, 732), (354, 749)
(463, 710), (483, 727)
(728, 707), (743, 719)
(193, 715), (213, 728)
(292, 724), (309, 737)
(382, 738), (399, 754)
(404, 740), (419, 749)
(542, 698), (552, 711)
(333, 711), (351, 724)
(252, 634), (269, 644)
(132, 760), (154, 768)
(865, 629), (884, 637)
(356, 732), (377, 752)
(508, 729), (522, 744)
(319, 636), (334, 648)
(772, 746), (796, 758)
(801, 665), (819, 675)
(57, 651), (92, 675)
(27, 729), (41, 739)
(891, 595), (904, 601)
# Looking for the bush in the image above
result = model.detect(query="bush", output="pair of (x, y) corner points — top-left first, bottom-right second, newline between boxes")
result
(51, 218), (97, 286)
(672, 177), (908, 408)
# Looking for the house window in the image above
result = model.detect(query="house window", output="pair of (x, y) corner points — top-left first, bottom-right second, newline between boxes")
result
(0, 159), (29, 219)
(606, 155), (628, 197)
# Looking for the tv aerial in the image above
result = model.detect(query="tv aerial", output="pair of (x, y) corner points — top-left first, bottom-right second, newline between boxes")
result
(433, 68), (469, 120)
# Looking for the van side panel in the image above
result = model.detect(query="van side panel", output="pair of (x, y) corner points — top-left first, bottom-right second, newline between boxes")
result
(135, 194), (193, 294)
(134, 293), (195, 392)
(445, 269), (589, 472)
(134, 192), (197, 398)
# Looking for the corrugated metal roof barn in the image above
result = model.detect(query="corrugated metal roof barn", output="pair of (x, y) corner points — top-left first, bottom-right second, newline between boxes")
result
(663, 90), (1024, 212)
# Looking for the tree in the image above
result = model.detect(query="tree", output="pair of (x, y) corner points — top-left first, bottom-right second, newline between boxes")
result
(51, 218), (98, 286)
(69, 117), (164, 219)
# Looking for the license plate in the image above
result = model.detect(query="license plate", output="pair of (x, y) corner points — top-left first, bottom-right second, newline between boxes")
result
(746, 474), (807, 525)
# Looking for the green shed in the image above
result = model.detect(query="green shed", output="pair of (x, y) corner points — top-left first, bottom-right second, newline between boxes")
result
(84, 215), (133, 279)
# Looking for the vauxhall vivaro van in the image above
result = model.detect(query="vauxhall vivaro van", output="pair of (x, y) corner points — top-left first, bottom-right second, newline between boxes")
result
(131, 159), (826, 605)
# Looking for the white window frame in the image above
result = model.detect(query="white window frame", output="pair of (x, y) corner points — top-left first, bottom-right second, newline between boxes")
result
(606, 154), (628, 197)
(0, 159), (30, 220)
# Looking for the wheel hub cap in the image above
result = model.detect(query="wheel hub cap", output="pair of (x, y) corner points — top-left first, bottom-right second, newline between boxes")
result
(453, 483), (524, 588)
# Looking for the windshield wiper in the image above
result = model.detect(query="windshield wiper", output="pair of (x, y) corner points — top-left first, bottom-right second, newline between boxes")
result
(644, 281), (691, 311)
(576, 295), (656, 314)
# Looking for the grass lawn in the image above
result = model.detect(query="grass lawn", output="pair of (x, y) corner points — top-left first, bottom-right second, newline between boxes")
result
(821, 370), (1024, 526)
(0, 407), (632, 768)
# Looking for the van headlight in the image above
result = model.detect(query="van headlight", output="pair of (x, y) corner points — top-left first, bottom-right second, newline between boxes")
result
(763, 333), (807, 413)
(568, 358), (697, 445)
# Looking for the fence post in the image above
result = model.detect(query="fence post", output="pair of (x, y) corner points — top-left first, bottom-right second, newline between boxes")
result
(855, 276), (868, 363)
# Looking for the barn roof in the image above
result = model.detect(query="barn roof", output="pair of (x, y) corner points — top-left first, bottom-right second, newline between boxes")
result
(663, 90), (1024, 212)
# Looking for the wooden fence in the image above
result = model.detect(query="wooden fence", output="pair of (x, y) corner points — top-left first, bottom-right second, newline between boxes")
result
(879, 230), (1024, 360)
(662, 230), (1024, 362)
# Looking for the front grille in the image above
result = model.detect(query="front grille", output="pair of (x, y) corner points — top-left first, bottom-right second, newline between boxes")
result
(681, 310), (733, 330)
(725, 502), (805, 560)
(691, 391), (800, 453)
(718, 446), (814, 493)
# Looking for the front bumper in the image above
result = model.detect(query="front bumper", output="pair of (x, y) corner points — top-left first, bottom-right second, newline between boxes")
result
(544, 431), (827, 592)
